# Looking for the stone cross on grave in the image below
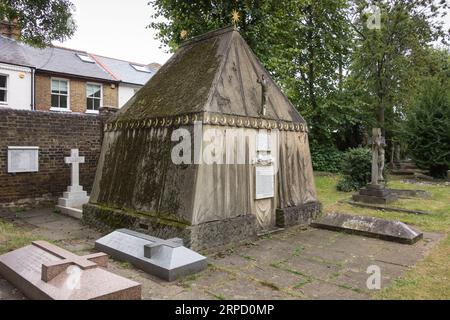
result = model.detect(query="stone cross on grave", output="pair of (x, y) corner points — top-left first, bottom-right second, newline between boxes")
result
(65, 149), (85, 192)
(57, 148), (90, 218)
(143, 237), (184, 259)
(32, 241), (108, 282)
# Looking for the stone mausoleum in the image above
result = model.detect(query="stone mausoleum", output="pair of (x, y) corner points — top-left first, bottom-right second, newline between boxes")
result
(83, 27), (321, 250)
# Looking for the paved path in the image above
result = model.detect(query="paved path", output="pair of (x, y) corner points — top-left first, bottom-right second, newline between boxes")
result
(0, 208), (443, 300)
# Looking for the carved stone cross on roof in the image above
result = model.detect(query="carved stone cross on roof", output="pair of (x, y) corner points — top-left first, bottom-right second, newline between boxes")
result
(32, 241), (108, 282)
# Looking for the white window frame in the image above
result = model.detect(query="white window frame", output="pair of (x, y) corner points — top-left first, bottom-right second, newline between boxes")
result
(0, 73), (8, 105)
(50, 77), (70, 112)
(85, 82), (102, 114)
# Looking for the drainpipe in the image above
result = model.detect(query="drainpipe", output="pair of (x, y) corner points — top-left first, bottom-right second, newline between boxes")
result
(31, 67), (35, 110)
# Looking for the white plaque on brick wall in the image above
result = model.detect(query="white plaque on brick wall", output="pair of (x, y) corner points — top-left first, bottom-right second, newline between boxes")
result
(7, 146), (39, 173)
(255, 166), (274, 200)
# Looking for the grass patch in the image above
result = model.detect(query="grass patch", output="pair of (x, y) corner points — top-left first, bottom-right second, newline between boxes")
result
(270, 259), (313, 280)
(337, 283), (363, 293)
(293, 277), (312, 289)
(239, 253), (256, 261)
(292, 244), (305, 257)
(314, 173), (450, 299)
(375, 234), (450, 299)
(178, 273), (201, 289)
(206, 291), (227, 300)
(117, 260), (133, 269)
(0, 219), (39, 254)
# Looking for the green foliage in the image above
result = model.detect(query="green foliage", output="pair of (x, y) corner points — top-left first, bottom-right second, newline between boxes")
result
(401, 80), (450, 178)
(148, 0), (355, 145)
(310, 145), (344, 173)
(336, 177), (360, 193)
(337, 148), (372, 192)
(348, 0), (449, 133)
(0, 0), (76, 47)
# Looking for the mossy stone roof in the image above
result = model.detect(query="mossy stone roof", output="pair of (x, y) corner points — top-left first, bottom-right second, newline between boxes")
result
(112, 27), (305, 124)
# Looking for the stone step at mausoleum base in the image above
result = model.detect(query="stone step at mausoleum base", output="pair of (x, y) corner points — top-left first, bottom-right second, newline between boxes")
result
(83, 201), (322, 251)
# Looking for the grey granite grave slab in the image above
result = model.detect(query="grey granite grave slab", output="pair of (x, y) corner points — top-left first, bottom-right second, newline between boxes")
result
(310, 212), (423, 244)
(0, 241), (141, 300)
(95, 229), (207, 281)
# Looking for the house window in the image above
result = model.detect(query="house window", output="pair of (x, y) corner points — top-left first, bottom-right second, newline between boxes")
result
(0, 74), (7, 103)
(86, 83), (102, 112)
(51, 78), (69, 110)
(76, 53), (95, 63)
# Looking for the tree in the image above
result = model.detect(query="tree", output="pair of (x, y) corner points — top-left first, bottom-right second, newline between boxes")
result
(149, 0), (354, 145)
(401, 79), (450, 178)
(348, 0), (449, 135)
(0, 0), (76, 47)
(149, 0), (274, 55)
(262, 0), (354, 144)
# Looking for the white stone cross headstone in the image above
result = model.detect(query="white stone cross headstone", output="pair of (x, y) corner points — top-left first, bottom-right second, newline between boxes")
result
(65, 149), (85, 192)
(57, 148), (90, 218)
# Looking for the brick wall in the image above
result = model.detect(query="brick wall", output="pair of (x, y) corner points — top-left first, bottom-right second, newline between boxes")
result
(35, 74), (118, 112)
(0, 108), (102, 207)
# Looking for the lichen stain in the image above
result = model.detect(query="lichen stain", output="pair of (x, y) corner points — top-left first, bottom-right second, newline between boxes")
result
(97, 126), (192, 224)
(111, 37), (222, 122)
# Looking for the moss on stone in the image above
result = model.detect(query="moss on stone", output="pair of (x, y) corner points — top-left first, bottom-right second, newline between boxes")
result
(112, 36), (222, 122)
(91, 203), (190, 228)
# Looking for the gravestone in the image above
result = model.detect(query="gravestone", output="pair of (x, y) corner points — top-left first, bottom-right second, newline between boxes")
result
(352, 128), (398, 205)
(56, 149), (90, 219)
(95, 229), (207, 281)
(311, 212), (423, 244)
(0, 241), (141, 299)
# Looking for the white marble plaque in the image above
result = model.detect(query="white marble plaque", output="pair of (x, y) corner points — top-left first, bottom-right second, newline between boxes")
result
(255, 166), (275, 199)
(7, 146), (39, 173)
(256, 132), (270, 151)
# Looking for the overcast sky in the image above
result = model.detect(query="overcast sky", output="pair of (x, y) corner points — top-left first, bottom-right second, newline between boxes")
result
(56, 0), (450, 66)
(55, 0), (172, 65)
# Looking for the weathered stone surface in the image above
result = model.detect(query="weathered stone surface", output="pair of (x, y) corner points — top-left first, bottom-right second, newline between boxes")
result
(84, 203), (258, 251)
(347, 201), (431, 215)
(276, 201), (322, 227)
(352, 184), (398, 205)
(0, 241), (141, 300)
(95, 229), (207, 281)
(311, 212), (423, 244)
(388, 189), (431, 198)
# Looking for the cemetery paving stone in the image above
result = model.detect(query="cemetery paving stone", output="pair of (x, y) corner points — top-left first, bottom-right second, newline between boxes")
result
(0, 207), (443, 300)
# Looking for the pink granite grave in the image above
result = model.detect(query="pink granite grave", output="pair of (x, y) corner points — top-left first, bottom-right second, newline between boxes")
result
(0, 241), (141, 300)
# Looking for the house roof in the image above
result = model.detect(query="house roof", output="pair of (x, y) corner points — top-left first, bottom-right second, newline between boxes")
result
(0, 35), (160, 84)
(91, 54), (159, 86)
(0, 35), (32, 67)
(112, 26), (305, 124)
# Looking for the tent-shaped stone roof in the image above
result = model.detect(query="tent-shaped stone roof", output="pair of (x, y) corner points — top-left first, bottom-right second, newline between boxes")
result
(111, 26), (305, 126)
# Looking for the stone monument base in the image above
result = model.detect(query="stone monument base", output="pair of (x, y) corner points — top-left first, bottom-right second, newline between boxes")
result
(352, 184), (398, 205)
(56, 205), (83, 219)
(57, 189), (90, 220)
(84, 201), (322, 251)
(83, 203), (258, 251)
(276, 201), (322, 227)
